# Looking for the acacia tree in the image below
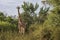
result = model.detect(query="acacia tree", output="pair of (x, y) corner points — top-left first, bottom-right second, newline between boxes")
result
(38, 7), (49, 24)
(22, 2), (39, 22)
(21, 2), (39, 25)
(21, 2), (39, 31)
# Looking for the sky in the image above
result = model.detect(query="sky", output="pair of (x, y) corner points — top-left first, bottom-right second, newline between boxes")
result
(0, 0), (43, 16)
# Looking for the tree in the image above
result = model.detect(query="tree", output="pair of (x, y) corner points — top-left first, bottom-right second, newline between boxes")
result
(21, 2), (39, 31)
(0, 12), (6, 21)
(47, 0), (60, 6)
(43, 1), (60, 40)
(43, 0), (60, 27)
(22, 2), (39, 23)
(38, 7), (49, 24)
(0, 12), (18, 32)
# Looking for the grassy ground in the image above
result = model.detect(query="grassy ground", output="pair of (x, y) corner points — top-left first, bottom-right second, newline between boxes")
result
(0, 24), (60, 40)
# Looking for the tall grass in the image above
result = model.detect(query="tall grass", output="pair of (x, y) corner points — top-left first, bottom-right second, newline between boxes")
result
(0, 24), (60, 40)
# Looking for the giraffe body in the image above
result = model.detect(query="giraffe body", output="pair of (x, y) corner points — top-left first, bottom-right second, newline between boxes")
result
(17, 6), (26, 34)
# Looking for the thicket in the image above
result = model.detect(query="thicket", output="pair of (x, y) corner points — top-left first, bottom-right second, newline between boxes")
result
(0, 0), (60, 40)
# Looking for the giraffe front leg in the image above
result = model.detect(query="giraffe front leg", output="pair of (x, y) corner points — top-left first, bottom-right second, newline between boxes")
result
(20, 27), (25, 35)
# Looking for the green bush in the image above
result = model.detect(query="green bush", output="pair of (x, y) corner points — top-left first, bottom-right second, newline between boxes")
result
(0, 21), (17, 32)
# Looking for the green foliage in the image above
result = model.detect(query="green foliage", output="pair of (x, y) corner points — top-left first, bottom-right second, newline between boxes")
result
(21, 2), (39, 31)
(44, 8), (60, 27)
(0, 12), (18, 32)
(40, 28), (52, 40)
(22, 2), (39, 13)
(0, 12), (6, 21)
(22, 2), (39, 23)
(38, 7), (49, 24)
(0, 1), (60, 40)
(47, 0), (60, 6)
(0, 21), (17, 31)
(53, 28), (60, 40)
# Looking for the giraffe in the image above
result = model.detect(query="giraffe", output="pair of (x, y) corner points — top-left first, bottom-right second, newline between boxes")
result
(17, 6), (26, 34)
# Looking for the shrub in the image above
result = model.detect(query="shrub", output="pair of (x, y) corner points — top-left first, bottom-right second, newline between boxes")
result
(0, 21), (17, 32)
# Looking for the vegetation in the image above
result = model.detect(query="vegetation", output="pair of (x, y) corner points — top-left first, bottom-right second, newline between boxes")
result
(0, 0), (60, 40)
